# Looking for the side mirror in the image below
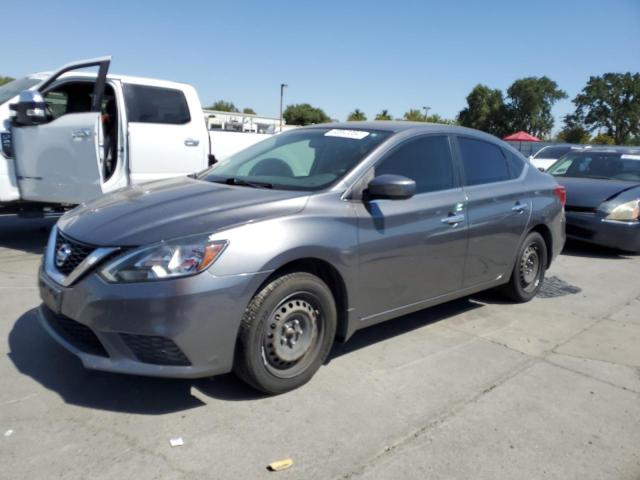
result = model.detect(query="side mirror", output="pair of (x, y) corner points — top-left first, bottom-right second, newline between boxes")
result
(10, 90), (47, 126)
(366, 174), (416, 200)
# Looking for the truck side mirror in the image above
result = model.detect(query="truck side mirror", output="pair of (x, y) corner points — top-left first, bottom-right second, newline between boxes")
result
(10, 90), (47, 126)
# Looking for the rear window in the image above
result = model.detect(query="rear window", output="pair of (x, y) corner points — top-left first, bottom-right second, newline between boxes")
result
(504, 149), (525, 178)
(533, 146), (572, 160)
(124, 84), (190, 124)
(458, 137), (511, 186)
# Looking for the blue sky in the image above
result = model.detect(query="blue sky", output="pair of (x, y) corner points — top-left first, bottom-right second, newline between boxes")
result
(3, 0), (639, 130)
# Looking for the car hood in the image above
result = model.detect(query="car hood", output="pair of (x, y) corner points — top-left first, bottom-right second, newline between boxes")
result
(58, 176), (310, 246)
(556, 177), (640, 209)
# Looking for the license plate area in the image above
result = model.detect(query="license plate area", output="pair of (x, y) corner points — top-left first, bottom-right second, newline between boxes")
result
(39, 272), (63, 314)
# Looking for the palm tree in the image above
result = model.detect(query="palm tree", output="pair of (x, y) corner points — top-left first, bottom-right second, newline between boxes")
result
(403, 109), (426, 122)
(375, 109), (392, 121)
(347, 109), (367, 121)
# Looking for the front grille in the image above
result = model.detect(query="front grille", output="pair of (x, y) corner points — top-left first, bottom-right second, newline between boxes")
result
(46, 311), (108, 357)
(120, 333), (191, 366)
(54, 232), (96, 276)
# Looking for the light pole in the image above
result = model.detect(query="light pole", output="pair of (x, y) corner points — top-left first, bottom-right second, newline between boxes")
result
(422, 106), (431, 120)
(280, 83), (288, 132)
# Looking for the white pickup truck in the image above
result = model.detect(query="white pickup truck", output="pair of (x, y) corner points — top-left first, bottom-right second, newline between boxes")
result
(0, 56), (270, 214)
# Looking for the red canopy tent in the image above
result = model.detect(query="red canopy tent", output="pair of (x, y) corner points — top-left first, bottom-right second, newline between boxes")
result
(503, 131), (541, 155)
(503, 131), (541, 142)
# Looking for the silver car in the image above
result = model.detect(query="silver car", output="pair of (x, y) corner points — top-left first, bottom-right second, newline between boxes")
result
(38, 122), (565, 393)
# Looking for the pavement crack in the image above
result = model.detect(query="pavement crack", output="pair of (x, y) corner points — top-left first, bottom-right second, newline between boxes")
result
(543, 357), (640, 395)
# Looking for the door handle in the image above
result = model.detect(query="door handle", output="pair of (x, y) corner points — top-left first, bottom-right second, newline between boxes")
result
(184, 138), (200, 147)
(441, 214), (465, 225)
(512, 202), (527, 213)
(71, 129), (92, 141)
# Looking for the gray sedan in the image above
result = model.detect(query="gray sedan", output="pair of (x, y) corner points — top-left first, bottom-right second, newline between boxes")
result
(38, 122), (565, 393)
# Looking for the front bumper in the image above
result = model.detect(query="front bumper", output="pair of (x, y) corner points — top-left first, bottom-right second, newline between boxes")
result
(565, 211), (640, 252)
(38, 267), (271, 378)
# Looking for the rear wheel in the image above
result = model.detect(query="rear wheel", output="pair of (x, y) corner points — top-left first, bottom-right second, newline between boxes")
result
(500, 231), (547, 302)
(234, 272), (337, 394)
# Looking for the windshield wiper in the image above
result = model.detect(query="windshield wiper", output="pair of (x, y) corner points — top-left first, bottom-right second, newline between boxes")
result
(222, 177), (273, 189)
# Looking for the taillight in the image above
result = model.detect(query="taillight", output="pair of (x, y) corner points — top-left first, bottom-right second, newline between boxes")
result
(554, 185), (566, 207)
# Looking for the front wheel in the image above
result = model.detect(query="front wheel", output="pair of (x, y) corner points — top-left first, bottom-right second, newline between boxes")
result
(234, 272), (337, 394)
(500, 231), (547, 302)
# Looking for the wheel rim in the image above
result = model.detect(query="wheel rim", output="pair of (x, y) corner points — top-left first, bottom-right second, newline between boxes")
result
(519, 243), (541, 293)
(261, 292), (324, 379)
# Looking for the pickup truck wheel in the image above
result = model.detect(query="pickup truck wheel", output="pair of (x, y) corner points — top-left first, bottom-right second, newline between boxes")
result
(500, 231), (547, 303)
(234, 272), (337, 394)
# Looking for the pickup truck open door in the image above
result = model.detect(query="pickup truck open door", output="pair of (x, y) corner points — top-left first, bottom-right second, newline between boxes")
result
(11, 57), (111, 204)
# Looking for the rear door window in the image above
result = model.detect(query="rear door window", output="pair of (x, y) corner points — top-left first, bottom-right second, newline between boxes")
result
(458, 137), (511, 185)
(124, 84), (190, 124)
(375, 135), (455, 194)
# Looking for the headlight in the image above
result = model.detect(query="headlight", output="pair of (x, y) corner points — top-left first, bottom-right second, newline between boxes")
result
(604, 200), (640, 222)
(99, 234), (228, 283)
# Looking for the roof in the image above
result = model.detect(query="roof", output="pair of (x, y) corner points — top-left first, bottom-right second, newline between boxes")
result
(303, 121), (504, 139)
(503, 131), (540, 142)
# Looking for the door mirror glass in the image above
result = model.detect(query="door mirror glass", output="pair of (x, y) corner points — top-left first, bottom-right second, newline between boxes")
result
(367, 174), (416, 200)
(10, 90), (47, 126)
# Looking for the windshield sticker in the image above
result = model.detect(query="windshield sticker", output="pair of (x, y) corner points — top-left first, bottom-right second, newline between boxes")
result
(324, 129), (370, 140)
(621, 154), (640, 160)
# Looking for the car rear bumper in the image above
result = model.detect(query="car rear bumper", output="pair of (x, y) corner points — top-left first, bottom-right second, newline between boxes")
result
(38, 267), (271, 378)
(565, 211), (640, 252)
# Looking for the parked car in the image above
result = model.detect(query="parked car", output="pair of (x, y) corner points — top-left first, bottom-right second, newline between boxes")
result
(0, 56), (270, 215)
(529, 144), (583, 171)
(38, 122), (566, 393)
(547, 147), (640, 252)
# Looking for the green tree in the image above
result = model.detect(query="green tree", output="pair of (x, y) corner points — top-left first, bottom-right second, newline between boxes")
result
(283, 103), (331, 126)
(458, 84), (508, 137)
(591, 133), (615, 145)
(347, 109), (367, 121)
(425, 113), (457, 125)
(556, 113), (591, 144)
(375, 109), (392, 121)
(573, 72), (640, 145)
(0, 76), (14, 86)
(207, 100), (238, 112)
(506, 76), (567, 138)
(242, 107), (256, 115)
(403, 109), (426, 121)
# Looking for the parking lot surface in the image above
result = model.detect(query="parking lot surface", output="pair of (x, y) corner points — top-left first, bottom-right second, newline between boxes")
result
(1, 216), (639, 480)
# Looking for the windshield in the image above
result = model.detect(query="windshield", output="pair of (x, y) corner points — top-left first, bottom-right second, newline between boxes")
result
(199, 128), (391, 191)
(0, 77), (41, 105)
(533, 145), (572, 160)
(547, 151), (640, 182)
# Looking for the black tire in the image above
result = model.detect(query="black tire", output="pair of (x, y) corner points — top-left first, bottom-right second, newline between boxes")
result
(233, 272), (337, 394)
(500, 231), (548, 303)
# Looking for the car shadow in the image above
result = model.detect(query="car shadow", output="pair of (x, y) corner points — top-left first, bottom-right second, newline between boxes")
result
(562, 239), (635, 260)
(0, 216), (56, 254)
(7, 308), (265, 413)
(9, 297), (492, 412)
(330, 297), (482, 359)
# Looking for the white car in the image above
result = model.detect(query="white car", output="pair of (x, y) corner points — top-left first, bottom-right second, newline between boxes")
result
(0, 57), (270, 214)
(529, 145), (584, 171)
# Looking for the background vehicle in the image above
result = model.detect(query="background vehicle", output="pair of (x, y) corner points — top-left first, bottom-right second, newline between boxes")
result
(529, 144), (583, 171)
(0, 57), (271, 215)
(37, 122), (565, 394)
(548, 147), (640, 252)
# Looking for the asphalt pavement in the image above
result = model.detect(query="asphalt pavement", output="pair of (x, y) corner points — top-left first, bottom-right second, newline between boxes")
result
(1, 216), (639, 479)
